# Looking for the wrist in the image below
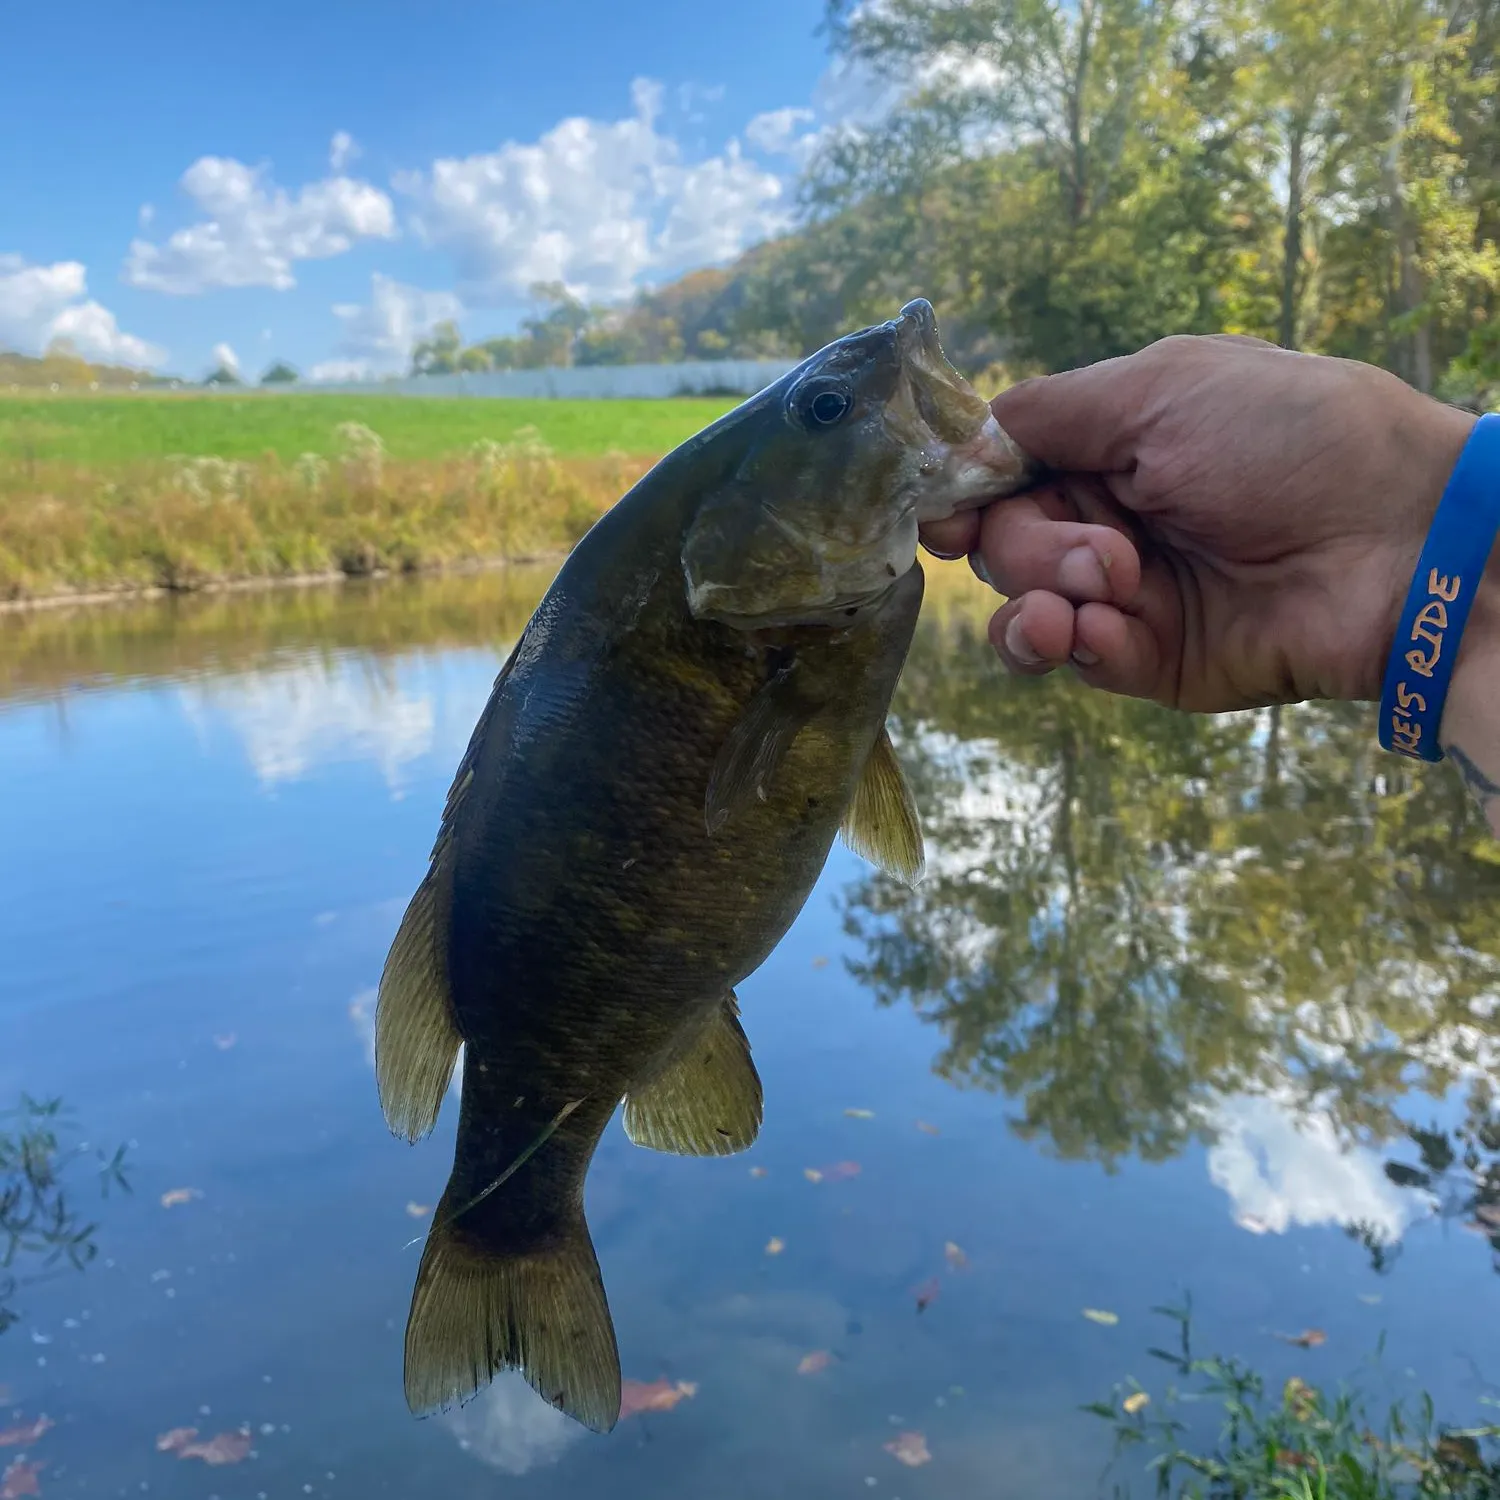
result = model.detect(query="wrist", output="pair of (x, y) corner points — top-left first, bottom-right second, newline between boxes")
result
(1364, 397), (1480, 702)
(1441, 548), (1500, 749)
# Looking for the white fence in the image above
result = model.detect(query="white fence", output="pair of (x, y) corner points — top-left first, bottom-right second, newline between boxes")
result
(308, 359), (800, 400)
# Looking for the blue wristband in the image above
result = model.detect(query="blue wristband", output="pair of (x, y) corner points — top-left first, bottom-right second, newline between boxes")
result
(1379, 412), (1500, 762)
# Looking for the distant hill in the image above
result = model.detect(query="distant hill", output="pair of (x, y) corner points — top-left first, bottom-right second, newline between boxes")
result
(0, 348), (173, 391)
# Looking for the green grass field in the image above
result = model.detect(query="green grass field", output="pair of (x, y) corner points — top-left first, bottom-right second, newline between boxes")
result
(0, 392), (741, 464)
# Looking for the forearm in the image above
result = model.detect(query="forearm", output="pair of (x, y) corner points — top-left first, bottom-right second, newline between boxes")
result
(1440, 566), (1500, 837)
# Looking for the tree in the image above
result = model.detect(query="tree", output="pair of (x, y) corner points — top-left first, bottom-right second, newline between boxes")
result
(203, 363), (240, 386)
(410, 319), (463, 376)
(260, 361), (298, 384)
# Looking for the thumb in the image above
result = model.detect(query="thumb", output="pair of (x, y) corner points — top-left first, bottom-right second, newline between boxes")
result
(990, 348), (1158, 475)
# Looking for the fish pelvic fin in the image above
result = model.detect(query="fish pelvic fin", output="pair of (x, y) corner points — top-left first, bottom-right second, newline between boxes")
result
(841, 722), (925, 887)
(375, 873), (462, 1144)
(624, 992), (763, 1156)
(404, 1196), (622, 1434)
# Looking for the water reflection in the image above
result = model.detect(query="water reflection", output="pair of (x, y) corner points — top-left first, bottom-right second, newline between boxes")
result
(844, 610), (1500, 1262)
(1, 1097), (129, 1336)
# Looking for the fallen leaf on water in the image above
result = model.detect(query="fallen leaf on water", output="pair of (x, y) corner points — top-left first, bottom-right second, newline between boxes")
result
(765, 1237), (785, 1256)
(844, 1108), (875, 1120)
(404, 1203), (431, 1218)
(749, 1166), (767, 1179)
(797, 1351), (833, 1376)
(156, 1427), (252, 1465)
(1277, 1329), (1327, 1349)
(1357, 1293), (1382, 1306)
(1082, 1308), (1119, 1326)
(1276, 1449), (1314, 1470)
(914, 1276), (941, 1312)
(884, 1431), (931, 1468)
(803, 1169), (824, 1184)
(212, 1033), (237, 1051)
(943, 1241), (968, 1271)
(619, 1379), (697, 1419)
(915, 1121), (941, 1136)
(159, 1188), (201, 1209)
(1122, 1392), (1150, 1415)
(0, 1420), (51, 1449)
(823, 1160), (861, 1181)
(811, 956), (829, 968)
(1, 1459), (42, 1499)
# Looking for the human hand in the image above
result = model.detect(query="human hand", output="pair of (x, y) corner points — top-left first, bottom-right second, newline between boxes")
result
(922, 334), (1480, 712)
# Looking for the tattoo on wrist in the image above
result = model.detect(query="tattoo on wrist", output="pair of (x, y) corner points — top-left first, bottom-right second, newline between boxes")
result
(1445, 740), (1500, 816)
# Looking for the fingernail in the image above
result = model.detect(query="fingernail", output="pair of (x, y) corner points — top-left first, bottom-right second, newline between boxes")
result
(1071, 647), (1100, 668)
(1058, 545), (1107, 599)
(969, 552), (995, 588)
(922, 544), (966, 561)
(1004, 616), (1042, 665)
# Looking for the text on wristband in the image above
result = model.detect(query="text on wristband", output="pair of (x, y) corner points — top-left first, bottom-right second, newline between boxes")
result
(1390, 569), (1463, 758)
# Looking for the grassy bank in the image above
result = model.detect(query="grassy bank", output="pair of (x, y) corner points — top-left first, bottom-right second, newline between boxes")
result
(0, 421), (663, 601)
(0, 391), (738, 465)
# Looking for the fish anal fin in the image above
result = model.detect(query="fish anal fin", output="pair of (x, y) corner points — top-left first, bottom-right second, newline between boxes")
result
(404, 1199), (621, 1433)
(375, 875), (462, 1144)
(841, 723), (925, 886)
(624, 994), (763, 1156)
(706, 660), (818, 835)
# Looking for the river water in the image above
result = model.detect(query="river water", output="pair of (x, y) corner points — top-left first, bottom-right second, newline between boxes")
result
(4, 565), (1500, 1497)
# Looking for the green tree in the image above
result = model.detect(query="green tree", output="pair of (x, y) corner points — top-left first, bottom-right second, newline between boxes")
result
(259, 360), (298, 384)
(410, 319), (463, 376)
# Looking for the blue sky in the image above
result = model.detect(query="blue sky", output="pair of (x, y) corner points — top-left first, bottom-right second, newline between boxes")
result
(0, 0), (853, 381)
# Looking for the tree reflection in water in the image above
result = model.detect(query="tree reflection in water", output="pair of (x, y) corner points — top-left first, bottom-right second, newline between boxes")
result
(1, 1096), (130, 1335)
(842, 605), (1500, 1265)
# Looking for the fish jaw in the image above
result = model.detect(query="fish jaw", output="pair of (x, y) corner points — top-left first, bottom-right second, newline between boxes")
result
(912, 411), (1036, 524)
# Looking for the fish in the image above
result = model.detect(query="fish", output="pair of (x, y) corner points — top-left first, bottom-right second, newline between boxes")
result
(374, 298), (1032, 1434)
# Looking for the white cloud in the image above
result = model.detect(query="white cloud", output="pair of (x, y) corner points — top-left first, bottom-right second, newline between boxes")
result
(125, 155), (396, 294)
(178, 659), (438, 792)
(1206, 1093), (1422, 1243)
(309, 273), (463, 382)
(0, 254), (165, 367)
(396, 76), (792, 304)
(138, 203), (155, 227)
(211, 341), (240, 377)
(745, 106), (818, 157)
(443, 1372), (582, 1475)
(329, 130), (360, 172)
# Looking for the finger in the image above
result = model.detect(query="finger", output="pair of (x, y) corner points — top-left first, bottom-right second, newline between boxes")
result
(990, 352), (1155, 473)
(987, 592), (1077, 676)
(974, 500), (1142, 606)
(1067, 601), (1168, 701)
(919, 512), (980, 560)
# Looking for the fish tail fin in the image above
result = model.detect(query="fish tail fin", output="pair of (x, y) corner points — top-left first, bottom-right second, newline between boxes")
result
(375, 874), (462, 1143)
(403, 1189), (621, 1433)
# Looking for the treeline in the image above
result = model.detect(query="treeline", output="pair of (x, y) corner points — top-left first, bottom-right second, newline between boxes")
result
(419, 0), (1500, 403)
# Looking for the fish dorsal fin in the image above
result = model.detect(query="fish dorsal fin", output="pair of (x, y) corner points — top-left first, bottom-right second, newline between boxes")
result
(375, 645), (521, 1143)
(841, 723), (925, 887)
(623, 993), (763, 1156)
(375, 873), (463, 1144)
(403, 1188), (622, 1432)
(706, 658), (818, 835)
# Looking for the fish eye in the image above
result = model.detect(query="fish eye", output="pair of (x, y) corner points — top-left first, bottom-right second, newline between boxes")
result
(791, 378), (853, 431)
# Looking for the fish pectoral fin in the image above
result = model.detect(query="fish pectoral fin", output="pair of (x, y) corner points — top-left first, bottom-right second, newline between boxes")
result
(375, 874), (463, 1144)
(624, 993), (763, 1156)
(705, 660), (818, 835)
(404, 1195), (622, 1434)
(841, 723), (925, 887)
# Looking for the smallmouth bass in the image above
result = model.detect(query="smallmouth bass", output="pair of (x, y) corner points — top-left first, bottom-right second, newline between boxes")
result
(375, 298), (1031, 1432)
